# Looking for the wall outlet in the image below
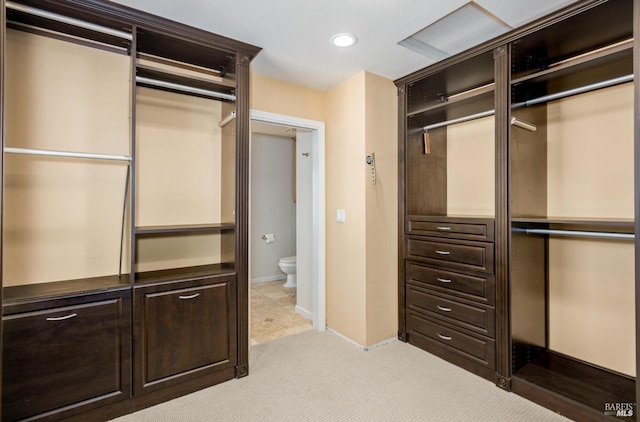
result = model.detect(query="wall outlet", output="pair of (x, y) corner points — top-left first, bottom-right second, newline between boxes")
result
(336, 209), (345, 223)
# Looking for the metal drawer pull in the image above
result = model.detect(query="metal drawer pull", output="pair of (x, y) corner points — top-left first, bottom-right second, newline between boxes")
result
(437, 305), (451, 312)
(179, 293), (200, 300)
(435, 250), (450, 255)
(437, 333), (452, 341)
(46, 313), (77, 321)
(436, 226), (451, 231)
(436, 277), (452, 283)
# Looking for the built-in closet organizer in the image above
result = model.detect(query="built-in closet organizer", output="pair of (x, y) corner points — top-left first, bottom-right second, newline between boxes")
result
(508, 0), (637, 419)
(399, 49), (498, 381)
(0, 1), (260, 420)
(397, 0), (640, 420)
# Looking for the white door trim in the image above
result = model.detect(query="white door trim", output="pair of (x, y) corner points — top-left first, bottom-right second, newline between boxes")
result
(250, 109), (326, 331)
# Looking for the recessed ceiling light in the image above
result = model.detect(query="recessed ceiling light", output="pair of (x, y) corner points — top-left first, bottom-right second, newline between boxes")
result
(331, 33), (358, 48)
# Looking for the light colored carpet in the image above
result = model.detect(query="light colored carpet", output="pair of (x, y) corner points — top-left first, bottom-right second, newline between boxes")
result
(112, 330), (570, 421)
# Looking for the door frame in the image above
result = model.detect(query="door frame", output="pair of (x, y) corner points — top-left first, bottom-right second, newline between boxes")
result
(249, 109), (326, 331)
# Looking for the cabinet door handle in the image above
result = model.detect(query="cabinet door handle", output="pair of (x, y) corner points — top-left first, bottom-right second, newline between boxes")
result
(436, 305), (451, 312)
(46, 313), (77, 321)
(436, 277), (452, 283)
(437, 333), (452, 341)
(435, 250), (450, 255)
(179, 293), (200, 300)
(436, 226), (451, 231)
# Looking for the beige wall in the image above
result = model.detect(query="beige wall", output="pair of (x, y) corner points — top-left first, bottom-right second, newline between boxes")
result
(253, 70), (398, 347)
(251, 73), (325, 122)
(4, 30), (130, 285)
(364, 72), (398, 345)
(325, 72), (367, 345)
(447, 117), (495, 216)
(546, 84), (635, 375)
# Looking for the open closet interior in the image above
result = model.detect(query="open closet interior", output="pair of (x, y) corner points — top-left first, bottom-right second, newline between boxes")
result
(0, 1), (259, 420)
(397, 0), (639, 419)
(509, 0), (636, 415)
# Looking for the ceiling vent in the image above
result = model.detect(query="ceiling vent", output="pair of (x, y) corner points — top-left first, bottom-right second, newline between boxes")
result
(398, 2), (512, 62)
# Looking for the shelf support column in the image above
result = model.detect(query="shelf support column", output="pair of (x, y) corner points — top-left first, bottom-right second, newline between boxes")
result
(235, 52), (250, 378)
(494, 44), (512, 390)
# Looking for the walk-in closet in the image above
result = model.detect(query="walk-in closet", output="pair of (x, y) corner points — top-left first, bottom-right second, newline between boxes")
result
(0, 1), (259, 420)
(397, 0), (639, 419)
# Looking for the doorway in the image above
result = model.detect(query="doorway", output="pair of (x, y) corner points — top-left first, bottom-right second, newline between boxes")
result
(249, 110), (326, 345)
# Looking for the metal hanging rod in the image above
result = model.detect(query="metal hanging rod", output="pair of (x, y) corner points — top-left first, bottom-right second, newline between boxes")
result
(219, 111), (236, 127)
(513, 227), (634, 240)
(513, 74), (634, 108)
(423, 110), (495, 131)
(136, 76), (236, 101)
(423, 110), (536, 132)
(5, 147), (131, 162)
(6, 1), (133, 41)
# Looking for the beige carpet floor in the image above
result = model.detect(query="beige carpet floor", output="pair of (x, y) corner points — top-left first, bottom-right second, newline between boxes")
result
(112, 330), (571, 421)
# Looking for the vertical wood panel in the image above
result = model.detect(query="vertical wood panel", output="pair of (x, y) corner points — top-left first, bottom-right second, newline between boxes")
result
(235, 52), (250, 378)
(493, 44), (511, 388)
(397, 84), (407, 340)
(634, 0), (640, 409)
(0, 1), (5, 415)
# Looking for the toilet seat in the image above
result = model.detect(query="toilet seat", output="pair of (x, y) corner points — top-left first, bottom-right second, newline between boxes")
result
(279, 256), (296, 265)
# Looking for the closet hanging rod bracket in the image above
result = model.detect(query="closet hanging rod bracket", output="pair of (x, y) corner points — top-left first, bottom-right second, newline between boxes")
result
(510, 117), (537, 132)
(219, 111), (236, 127)
(6, 1), (133, 41)
(4, 147), (132, 162)
(136, 76), (236, 102)
(513, 227), (634, 240)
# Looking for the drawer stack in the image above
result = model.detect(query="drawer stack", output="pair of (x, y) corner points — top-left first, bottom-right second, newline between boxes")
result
(404, 216), (496, 380)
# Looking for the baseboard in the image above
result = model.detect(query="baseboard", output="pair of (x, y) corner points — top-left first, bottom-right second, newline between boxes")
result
(326, 327), (396, 351)
(251, 275), (286, 284)
(363, 336), (397, 352)
(295, 305), (313, 321)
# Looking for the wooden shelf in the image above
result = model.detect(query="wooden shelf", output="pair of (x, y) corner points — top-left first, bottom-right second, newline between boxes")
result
(512, 217), (634, 234)
(136, 64), (236, 99)
(3, 274), (130, 306)
(134, 263), (235, 284)
(135, 223), (235, 235)
(407, 84), (494, 117)
(513, 351), (635, 417)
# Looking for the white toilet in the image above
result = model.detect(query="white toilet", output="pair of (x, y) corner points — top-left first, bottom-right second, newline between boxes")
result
(278, 256), (297, 288)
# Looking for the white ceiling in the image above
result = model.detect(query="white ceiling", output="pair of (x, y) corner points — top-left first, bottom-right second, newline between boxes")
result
(112, 0), (578, 91)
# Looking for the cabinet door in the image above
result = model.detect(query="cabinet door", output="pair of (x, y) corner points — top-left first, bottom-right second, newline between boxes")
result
(2, 295), (130, 422)
(134, 276), (237, 394)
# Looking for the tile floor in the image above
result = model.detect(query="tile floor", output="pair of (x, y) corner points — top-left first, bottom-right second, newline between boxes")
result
(250, 280), (313, 345)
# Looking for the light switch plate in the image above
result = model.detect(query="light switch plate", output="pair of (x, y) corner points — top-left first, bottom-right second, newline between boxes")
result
(336, 209), (345, 223)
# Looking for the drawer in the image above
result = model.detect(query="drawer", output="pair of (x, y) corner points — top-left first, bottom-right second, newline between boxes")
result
(407, 237), (494, 274)
(407, 285), (495, 337)
(408, 216), (494, 242)
(406, 261), (495, 305)
(3, 293), (131, 422)
(408, 311), (495, 370)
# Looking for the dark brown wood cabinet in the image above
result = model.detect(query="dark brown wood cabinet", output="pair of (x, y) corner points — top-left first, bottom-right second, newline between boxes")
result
(397, 0), (640, 420)
(0, 1), (259, 420)
(2, 288), (131, 422)
(133, 276), (237, 406)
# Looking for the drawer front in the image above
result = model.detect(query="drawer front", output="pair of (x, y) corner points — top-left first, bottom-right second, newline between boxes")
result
(408, 217), (494, 242)
(408, 311), (495, 370)
(407, 237), (494, 274)
(407, 285), (495, 337)
(3, 297), (129, 422)
(406, 261), (495, 305)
